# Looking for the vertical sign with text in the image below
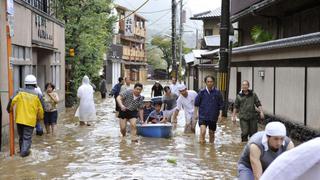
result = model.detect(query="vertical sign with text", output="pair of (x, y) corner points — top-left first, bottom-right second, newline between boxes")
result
(124, 11), (134, 36)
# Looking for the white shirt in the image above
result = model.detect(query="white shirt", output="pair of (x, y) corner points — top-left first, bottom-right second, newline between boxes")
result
(170, 83), (180, 96)
(176, 90), (198, 120)
(120, 84), (132, 94)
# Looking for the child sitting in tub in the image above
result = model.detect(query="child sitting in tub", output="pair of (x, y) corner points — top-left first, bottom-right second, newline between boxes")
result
(146, 101), (167, 124)
(142, 97), (154, 123)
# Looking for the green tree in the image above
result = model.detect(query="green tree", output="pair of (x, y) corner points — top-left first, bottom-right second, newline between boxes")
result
(251, 25), (273, 44)
(147, 45), (167, 70)
(150, 35), (191, 78)
(55, 0), (116, 106)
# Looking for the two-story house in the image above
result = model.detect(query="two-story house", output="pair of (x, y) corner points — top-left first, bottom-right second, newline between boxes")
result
(184, 8), (221, 91)
(105, 5), (147, 86)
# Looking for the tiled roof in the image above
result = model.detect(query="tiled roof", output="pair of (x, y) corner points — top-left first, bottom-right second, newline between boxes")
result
(232, 32), (320, 54)
(190, 8), (221, 20)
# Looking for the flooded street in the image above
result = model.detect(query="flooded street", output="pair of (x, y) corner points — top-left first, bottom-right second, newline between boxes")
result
(0, 84), (244, 180)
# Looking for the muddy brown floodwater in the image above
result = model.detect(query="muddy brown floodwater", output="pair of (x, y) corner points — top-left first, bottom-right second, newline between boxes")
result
(0, 84), (245, 180)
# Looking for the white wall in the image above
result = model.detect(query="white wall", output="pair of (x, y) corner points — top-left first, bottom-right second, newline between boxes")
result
(12, 3), (32, 47)
(238, 67), (253, 86)
(253, 67), (274, 115)
(228, 67), (237, 101)
(275, 67), (305, 124)
(306, 67), (320, 130)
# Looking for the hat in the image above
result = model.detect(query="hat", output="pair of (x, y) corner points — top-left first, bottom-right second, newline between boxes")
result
(178, 84), (187, 91)
(155, 81), (160, 83)
(265, 121), (286, 137)
(143, 97), (152, 102)
(24, 75), (37, 85)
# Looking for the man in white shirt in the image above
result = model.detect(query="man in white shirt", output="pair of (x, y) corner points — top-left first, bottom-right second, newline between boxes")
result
(173, 84), (198, 133)
(120, 77), (132, 93)
(169, 77), (180, 96)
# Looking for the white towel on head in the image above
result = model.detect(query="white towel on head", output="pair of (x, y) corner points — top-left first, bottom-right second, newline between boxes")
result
(261, 137), (320, 180)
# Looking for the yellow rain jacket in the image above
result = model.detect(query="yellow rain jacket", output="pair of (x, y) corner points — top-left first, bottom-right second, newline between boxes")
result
(7, 88), (44, 127)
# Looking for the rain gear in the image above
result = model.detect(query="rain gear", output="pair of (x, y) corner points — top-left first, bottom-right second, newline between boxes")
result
(75, 76), (96, 121)
(7, 87), (44, 127)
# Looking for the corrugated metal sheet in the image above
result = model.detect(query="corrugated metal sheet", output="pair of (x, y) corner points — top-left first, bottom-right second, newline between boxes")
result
(190, 8), (221, 20)
(184, 52), (195, 64)
(204, 35), (220, 47)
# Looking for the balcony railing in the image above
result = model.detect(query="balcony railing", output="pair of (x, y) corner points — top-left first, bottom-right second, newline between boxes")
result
(134, 27), (146, 37)
(122, 46), (146, 61)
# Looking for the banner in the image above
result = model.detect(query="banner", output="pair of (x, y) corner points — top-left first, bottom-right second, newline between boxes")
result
(124, 11), (134, 36)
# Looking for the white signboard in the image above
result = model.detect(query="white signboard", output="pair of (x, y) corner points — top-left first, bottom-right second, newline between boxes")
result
(7, 0), (14, 15)
(124, 11), (134, 36)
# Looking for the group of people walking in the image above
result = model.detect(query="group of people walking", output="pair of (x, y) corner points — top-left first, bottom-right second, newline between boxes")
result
(6, 75), (59, 157)
(5, 73), (319, 179)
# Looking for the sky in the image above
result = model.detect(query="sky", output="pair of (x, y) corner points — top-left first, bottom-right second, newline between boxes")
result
(114, 0), (222, 47)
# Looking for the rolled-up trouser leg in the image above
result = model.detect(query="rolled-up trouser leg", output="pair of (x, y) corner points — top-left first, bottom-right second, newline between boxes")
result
(238, 164), (254, 180)
(240, 119), (249, 142)
(184, 117), (193, 133)
(20, 125), (34, 157)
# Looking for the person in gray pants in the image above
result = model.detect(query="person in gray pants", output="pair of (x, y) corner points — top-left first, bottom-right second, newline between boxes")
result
(237, 121), (294, 180)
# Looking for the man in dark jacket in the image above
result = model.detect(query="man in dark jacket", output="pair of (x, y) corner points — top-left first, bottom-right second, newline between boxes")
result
(99, 75), (107, 99)
(110, 77), (124, 113)
(194, 76), (223, 144)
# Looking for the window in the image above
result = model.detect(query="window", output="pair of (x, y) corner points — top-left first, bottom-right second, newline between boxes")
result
(25, 47), (31, 61)
(11, 45), (30, 61)
(51, 65), (61, 90)
(24, 0), (50, 14)
(54, 52), (60, 63)
(18, 46), (25, 60)
(205, 29), (213, 36)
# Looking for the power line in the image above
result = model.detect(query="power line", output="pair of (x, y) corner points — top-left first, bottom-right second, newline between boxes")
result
(138, 8), (171, 14)
(116, 0), (151, 22)
(148, 11), (171, 26)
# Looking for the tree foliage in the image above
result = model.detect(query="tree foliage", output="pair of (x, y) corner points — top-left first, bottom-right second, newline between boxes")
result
(55, 0), (116, 105)
(150, 35), (191, 77)
(251, 25), (273, 44)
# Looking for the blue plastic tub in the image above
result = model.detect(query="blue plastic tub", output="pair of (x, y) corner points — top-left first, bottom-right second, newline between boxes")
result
(137, 123), (172, 138)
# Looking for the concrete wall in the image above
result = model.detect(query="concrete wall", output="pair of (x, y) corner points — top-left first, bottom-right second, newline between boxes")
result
(11, 3), (32, 47)
(238, 67), (253, 86)
(203, 19), (220, 35)
(0, 0), (10, 146)
(53, 23), (66, 104)
(307, 67), (320, 130)
(229, 65), (320, 131)
(253, 67), (274, 115)
(275, 67), (305, 125)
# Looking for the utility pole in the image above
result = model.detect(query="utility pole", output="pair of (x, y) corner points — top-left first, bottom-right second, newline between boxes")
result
(178, 0), (183, 82)
(5, 0), (15, 156)
(171, 0), (177, 79)
(219, 0), (230, 117)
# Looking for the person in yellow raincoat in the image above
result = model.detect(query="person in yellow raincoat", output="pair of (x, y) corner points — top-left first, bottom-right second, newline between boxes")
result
(7, 75), (44, 157)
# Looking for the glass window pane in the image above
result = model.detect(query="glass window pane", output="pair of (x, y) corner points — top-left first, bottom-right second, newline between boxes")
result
(56, 66), (60, 89)
(18, 46), (24, 60)
(14, 45), (19, 59)
(25, 47), (31, 60)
